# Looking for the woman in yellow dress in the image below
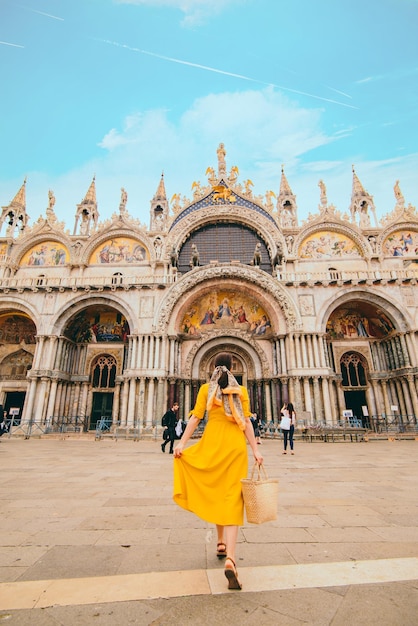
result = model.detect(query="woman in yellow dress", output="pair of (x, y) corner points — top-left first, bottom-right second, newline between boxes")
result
(173, 352), (263, 590)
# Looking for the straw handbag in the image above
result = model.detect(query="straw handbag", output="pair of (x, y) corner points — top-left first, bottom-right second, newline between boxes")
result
(241, 463), (278, 524)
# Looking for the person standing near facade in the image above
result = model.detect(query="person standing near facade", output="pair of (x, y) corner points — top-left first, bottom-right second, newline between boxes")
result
(280, 402), (296, 454)
(250, 413), (262, 444)
(161, 402), (179, 454)
(173, 352), (263, 590)
(0, 409), (8, 438)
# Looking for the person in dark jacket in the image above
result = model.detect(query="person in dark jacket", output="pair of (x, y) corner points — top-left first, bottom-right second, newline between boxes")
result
(161, 403), (179, 454)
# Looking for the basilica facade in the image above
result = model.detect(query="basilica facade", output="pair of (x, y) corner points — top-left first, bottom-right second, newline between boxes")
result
(0, 145), (417, 433)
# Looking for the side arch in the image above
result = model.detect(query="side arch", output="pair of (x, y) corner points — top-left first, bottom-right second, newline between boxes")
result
(318, 288), (413, 334)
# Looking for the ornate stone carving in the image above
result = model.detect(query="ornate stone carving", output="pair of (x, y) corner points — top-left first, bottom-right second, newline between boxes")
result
(156, 265), (298, 332)
(183, 329), (270, 378)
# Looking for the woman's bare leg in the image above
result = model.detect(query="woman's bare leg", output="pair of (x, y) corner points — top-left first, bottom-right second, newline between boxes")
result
(216, 524), (225, 545)
(224, 525), (239, 562)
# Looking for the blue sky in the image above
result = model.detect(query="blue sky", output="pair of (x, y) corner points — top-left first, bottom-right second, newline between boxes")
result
(1, 0), (417, 227)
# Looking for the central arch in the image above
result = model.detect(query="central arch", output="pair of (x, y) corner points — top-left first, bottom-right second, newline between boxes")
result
(183, 333), (273, 423)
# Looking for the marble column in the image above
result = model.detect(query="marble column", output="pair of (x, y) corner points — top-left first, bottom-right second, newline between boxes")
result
(156, 378), (165, 422)
(312, 335), (321, 369)
(380, 380), (392, 418)
(321, 377), (333, 424)
(184, 381), (191, 422)
(406, 375), (418, 422)
(138, 379), (146, 426)
(301, 335), (309, 368)
(281, 377), (289, 404)
(126, 378), (137, 427)
(280, 337), (287, 374)
(45, 379), (58, 425)
(119, 380), (129, 426)
(34, 377), (48, 423)
(22, 378), (38, 424)
(79, 382), (90, 427)
(146, 378), (155, 427)
(312, 376), (322, 422)
(303, 377), (313, 421)
(264, 382), (272, 422)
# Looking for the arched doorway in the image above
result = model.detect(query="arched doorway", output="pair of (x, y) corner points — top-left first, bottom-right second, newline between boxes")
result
(340, 351), (369, 426)
(90, 354), (117, 430)
(186, 336), (272, 422)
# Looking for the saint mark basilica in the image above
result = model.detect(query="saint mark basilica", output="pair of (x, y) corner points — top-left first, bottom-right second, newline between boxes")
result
(0, 145), (417, 435)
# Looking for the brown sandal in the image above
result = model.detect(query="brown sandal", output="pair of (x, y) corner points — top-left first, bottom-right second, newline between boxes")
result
(216, 542), (227, 558)
(224, 557), (242, 590)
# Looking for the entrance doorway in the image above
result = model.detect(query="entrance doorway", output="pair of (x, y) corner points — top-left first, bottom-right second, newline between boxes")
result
(90, 392), (114, 430)
(344, 390), (368, 427)
(4, 391), (26, 424)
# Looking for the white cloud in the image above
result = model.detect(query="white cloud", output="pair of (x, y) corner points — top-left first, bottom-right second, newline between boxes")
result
(115, 0), (243, 26)
(3, 88), (417, 230)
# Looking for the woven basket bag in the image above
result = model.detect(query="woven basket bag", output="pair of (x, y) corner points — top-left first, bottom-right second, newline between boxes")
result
(241, 463), (278, 524)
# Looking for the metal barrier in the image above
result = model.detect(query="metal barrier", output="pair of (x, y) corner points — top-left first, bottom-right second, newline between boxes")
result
(6, 416), (48, 439)
(368, 414), (418, 435)
(95, 416), (113, 440)
(46, 416), (88, 434)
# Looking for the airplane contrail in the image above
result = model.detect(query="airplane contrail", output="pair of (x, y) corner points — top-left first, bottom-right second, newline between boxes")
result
(98, 39), (359, 110)
(15, 4), (64, 20)
(326, 85), (352, 99)
(30, 9), (64, 21)
(0, 40), (24, 48)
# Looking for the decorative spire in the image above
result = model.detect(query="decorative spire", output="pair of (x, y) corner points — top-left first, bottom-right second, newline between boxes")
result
(0, 178), (30, 236)
(351, 165), (367, 197)
(150, 172), (169, 232)
(349, 166), (377, 228)
(81, 176), (97, 207)
(153, 173), (167, 202)
(10, 177), (27, 211)
(277, 165), (297, 228)
(279, 165), (293, 196)
(73, 176), (99, 236)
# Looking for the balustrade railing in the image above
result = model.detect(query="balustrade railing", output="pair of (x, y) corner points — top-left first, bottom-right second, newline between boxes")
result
(0, 266), (416, 291)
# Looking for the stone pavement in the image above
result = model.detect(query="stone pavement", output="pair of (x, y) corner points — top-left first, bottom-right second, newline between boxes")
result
(0, 436), (417, 625)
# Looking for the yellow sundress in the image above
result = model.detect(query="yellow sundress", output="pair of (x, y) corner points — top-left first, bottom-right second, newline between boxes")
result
(173, 383), (251, 526)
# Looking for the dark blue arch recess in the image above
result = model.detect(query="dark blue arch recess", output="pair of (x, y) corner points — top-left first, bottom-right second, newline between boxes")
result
(177, 223), (272, 274)
(169, 187), (277, 231)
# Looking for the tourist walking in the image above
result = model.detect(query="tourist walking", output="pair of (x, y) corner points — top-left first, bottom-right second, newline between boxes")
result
(161, 402), (179, 454)
(173, 352), (263, 590)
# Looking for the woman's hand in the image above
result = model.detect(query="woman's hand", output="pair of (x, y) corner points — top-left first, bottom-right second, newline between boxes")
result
(253, 450), (264, 465)
(173, 442), (184, 458)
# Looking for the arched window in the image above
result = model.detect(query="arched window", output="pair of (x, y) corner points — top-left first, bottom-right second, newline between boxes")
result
(341, 352), (367, 387)
(92, 355), (117, 388)
(328, 267), (341, 281)
(112, 272), (123, 285)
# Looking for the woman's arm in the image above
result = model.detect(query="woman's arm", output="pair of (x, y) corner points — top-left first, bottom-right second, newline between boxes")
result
(244, 418), (263, 465)
(173, 415), (200, 457)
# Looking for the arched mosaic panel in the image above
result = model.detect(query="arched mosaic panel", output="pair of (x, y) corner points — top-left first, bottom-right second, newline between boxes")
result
(64, 305), (130, 343)
(20, 241), (69, 266)
(326, 301), (396, 340)
(0, 313), (36, 344)
(89, 237), (148, 264)
(299, 231), (361, 259)
(180, 289), (272, 338)
(382, 230), (418, 257)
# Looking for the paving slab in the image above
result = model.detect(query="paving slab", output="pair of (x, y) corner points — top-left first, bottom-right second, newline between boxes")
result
(0, 437), (417, 625)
